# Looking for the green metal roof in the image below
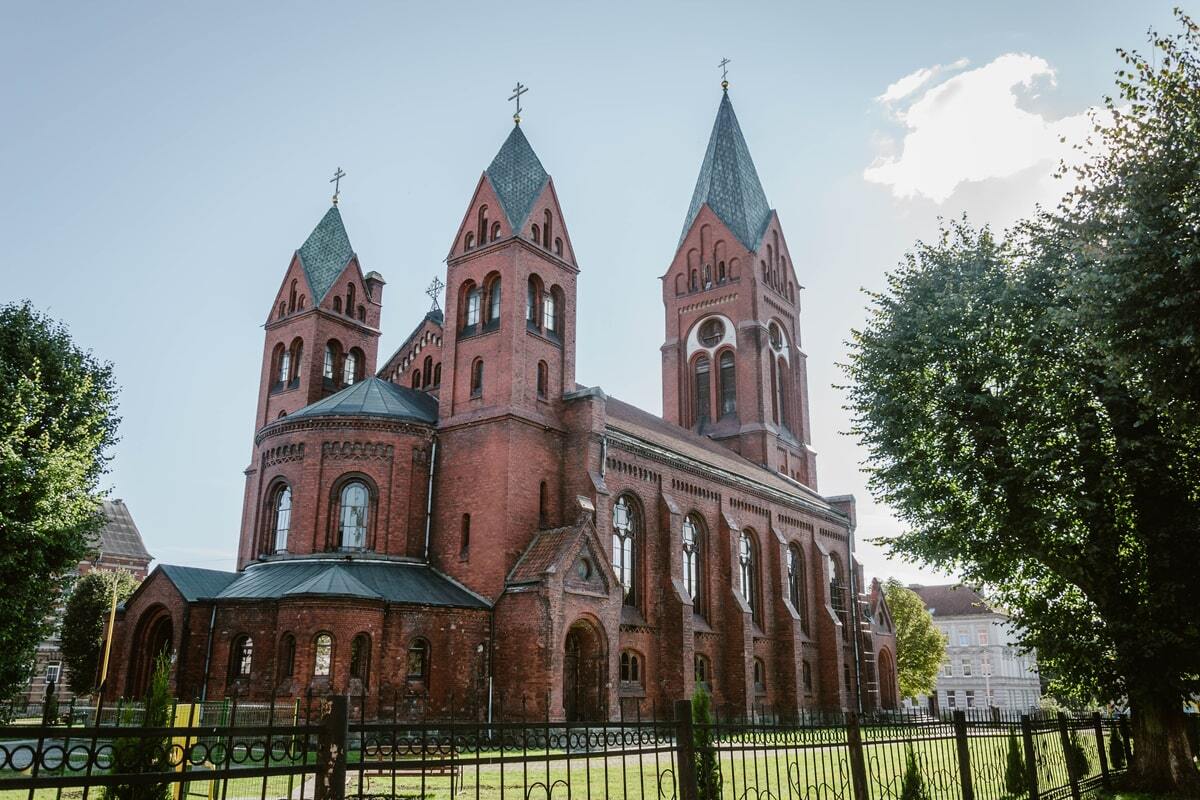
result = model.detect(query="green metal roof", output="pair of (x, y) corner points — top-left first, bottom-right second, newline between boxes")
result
(679, 92), (773, 251)
(286, 377), (437, 424)
(158, 564), (239, 601)
(297, 206), (355, 303)
(217, 560), (489, 609)
(484, 125), (549, 231)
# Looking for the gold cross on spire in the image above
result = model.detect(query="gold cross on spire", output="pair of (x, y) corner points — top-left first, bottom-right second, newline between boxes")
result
(508, 81), (528, 125)
(330, 167), (346, 205)
(719, 58), (731, 92)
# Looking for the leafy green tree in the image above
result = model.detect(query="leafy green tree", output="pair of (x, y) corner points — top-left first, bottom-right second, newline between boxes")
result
(844, 15), (1200, 793)
(899, 746), (928, 800)
(883, 579), (946, 701)
(691, 685), (721, 800)
(60, 570), (140, 694)
(1004, 734), (1027, 796)
(0, 301), (120, 712)
(105, 652), (173, 800)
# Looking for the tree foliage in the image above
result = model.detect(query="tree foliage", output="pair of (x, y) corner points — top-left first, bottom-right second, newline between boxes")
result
(0, 301), (120, 709)
(1004, 734), (1027, 796)
(61, 570), (140, 694)
(883, 579), (946, 700)
(844, 12), (1200, 793)
(691, 685), (722, 800)
(105, 652), (172, 800)
(899, 747), (928, 800)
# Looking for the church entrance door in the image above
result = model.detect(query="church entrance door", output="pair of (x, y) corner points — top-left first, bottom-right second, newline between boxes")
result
(562, 619), (606, 721)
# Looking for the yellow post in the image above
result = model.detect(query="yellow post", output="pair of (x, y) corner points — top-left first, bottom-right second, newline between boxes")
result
(97, 586), (119, 692)
(172, 702), (199, 800)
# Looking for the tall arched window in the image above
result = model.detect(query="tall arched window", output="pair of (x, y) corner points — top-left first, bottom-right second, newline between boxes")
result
(313, 633), (333, 677)
(460, 513), (470, 557)
(289, 279), (297, 313)
(477, 205), (489, 245)
(407, 638), (429, 680)
(693, 355), (711, 427)
(543, 210), (552, 248)
(323, 343), (338, 382)
(788, 544), (807, 631)
(753, 658), (766, 693)
(272, 485), (292, 553)
(531, 223), (540, 243)
(464, 232), (475, 250)
(350, 633), (371, 687)
(526, 276), (543, 330)
(470, 358), (484, 398)
(682, 515), (701, 607)
(777, 357), (789, 429)
(739, 531), (758, 620)
(277, 345), (291, 387)
(554, 237), (563, 256)
(333, 296), (343, 313)
(338, 481), (369, 549)
(412, 370), (421, 389)
(694, 654), (711, 688)
(464, 283), (481, 330)
(490, 221), (502, 241)
(289, 339), (303, 385)
(770, 357), (779, 423)
(612, 496), (639, 607)
(423, 356), (433, 387)
(343, 351), (359, 386)
(433, 363), (441, 386)
(346, 284), (356, 316)
(543, 288), (558, 335)
(719, 351), (737, 416)
(536, 360), (548, 398)
(619, 650), (642, 686)
(278, 634), (296, 680)
(486, 276), (501, 326)
(230, 635), (253, 681)
(829, 554), (849, 640)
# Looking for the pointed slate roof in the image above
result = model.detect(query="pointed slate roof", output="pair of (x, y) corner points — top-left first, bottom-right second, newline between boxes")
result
(679, 92), (773, 251)
(484, 125), (550, 230)
(296, 206), (356, 303)
(286, 377), (438, 424)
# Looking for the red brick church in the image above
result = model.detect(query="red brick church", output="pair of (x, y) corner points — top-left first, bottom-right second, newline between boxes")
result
(108, 85), (899, 719)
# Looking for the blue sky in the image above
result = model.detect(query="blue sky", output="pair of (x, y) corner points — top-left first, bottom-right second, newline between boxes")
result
(0, 1), (1185, 584)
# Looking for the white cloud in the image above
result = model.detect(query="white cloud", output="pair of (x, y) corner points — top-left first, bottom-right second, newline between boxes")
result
(865, 53), (1100, 203)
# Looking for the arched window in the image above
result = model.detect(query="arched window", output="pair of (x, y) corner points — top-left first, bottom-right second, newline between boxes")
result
(230, 635), (253, 681)
(612, 496), (639, 607)
(477, 205), (489, 245)
(718, 261), (726, 283)
(357, 305), (365, 322)
(324, 343), (338, 382)
(350, 633), (370, 687)
(554, 237), (563, 256)
(526, 276), (543, 330)
(491, 221), (502, 241)
(543, 288), (559, 335)
(485, 276), (501, 327)
(460, 513), (470, 557)
(470, 358), (484, 398)
(682, 515), (701, 606)
(802, 660), (813, 692)
(288, 339), (303, 385)
(343, 351), (359, 386)
(298, 294), (305, 309)
(719, 351), (737, 416)
(753, 658), (766, 693)
(346, 284), (356, 316)
(289, 279), (297, 313)
(338, 480), (369, 550)
(412, 369), (421, 389)
(278, 634), (296, 679)
(313, 633), (333, 677)
(693, 355), (711, 427)
(423, 356), (433, 387)
(619, 650), (642, 686)
(272, 485), (292, 553)
(536, 360), (548, 398)
(407, 638), (429, 681)
(433, 362), (442, 387)
(277, 345), (291, 387)
(463, 282), (481, 330)
(465, 232), (475, 250)
(278, 301), (286, 319)
(788, 544), (807, 630)
(777, 357), (789, 429)
(543, 210), (552, 248)
(333, 296), (343, 313)
(739, 531), (758, 620)
(531, 223), (540, 243)
(830, 554), (849, 639)
(694, 654), (711, 687)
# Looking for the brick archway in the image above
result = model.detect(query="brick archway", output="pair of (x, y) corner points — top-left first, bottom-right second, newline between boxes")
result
(563, 618), (606, 722)
(126, 605), (174, 698)
(877, 648), (897, 709)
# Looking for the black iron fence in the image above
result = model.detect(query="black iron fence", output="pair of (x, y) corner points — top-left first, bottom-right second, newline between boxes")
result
(0, 695), (1132, 800)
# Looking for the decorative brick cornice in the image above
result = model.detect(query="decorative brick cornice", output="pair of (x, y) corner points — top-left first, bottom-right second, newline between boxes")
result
(263, 442), (305, 467)
(321, 441), (394, 460)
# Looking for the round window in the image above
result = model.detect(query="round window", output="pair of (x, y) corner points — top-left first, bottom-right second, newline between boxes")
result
(769, 322), (783, 351)
(698, 319), (725, 348)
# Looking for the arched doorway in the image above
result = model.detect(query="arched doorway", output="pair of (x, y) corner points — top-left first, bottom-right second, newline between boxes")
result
(127, 607), (174, 698)
(878, 648), (898, 709)
(563, 619), (606, 721)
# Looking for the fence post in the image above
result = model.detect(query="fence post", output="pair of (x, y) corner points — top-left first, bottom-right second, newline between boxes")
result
(1056, 712), (1082, 800)
(1020, 714), (1040, 800)
(953, 710), (975, 800)
(673, 699), (699, 800)
(1092, 712), (1111, 788)
(846, 712), (871, 800)
(315, 695), (349, 800)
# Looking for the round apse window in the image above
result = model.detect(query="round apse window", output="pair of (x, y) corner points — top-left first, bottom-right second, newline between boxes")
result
(575, 558), (592, 580)
(698, 319), (725, 348)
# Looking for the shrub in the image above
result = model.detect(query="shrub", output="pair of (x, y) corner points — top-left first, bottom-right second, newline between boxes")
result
(1063, 731), (1090, 780)
(899, 746), (928, 800)
(1107, 722), (1126, 770)
(104, 653), (173, 800)
(1004, 733), (1027, 795)
(691, 686), (721, 800)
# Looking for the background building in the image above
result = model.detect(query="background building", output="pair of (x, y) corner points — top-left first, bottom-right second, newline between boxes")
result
(910, 584), (1041, 712)
(25, 499), (153, 705)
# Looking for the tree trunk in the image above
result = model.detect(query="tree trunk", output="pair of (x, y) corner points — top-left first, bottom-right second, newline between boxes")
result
(1125, 691), (1200, 796)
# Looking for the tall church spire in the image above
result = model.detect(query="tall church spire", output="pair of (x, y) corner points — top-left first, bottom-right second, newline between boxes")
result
(679, 93), (772, 251)
(296, 206), (356, 303)
(484, 125), (550, 231)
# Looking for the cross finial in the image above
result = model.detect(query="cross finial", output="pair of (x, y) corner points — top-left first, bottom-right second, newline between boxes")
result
(329, 167), (346, 205)
(508, 81), (528, 125)
(718, 57), (732, 92)
(426, 276), (445, 312)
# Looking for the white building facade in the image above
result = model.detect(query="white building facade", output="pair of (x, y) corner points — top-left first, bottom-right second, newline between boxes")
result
(910, 585), (1041, 712)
